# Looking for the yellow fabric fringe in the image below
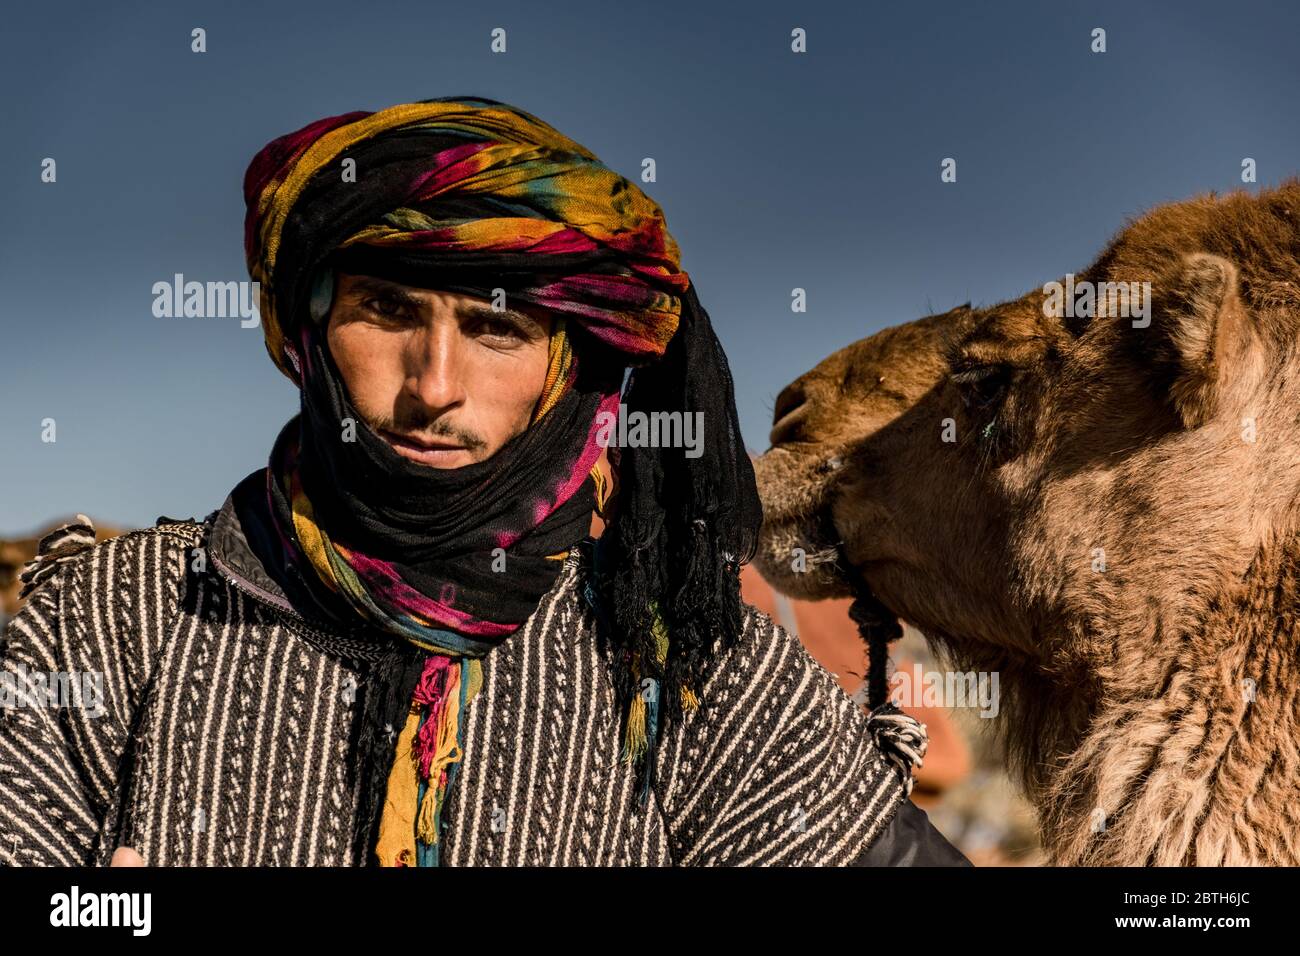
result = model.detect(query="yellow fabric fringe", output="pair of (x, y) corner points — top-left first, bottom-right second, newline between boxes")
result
(375, 659), (483, 866)
(620, 602), (698, 765)
(375, 702), (423, 867)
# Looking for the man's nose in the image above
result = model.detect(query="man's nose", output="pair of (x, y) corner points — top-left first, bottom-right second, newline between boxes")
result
(406, 321), (468, 411)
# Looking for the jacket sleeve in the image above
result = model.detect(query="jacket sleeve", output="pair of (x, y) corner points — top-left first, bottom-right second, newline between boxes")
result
(849, 798), (972, 866)
(653, 604), (914, 865)
(0, 528), (186, 866)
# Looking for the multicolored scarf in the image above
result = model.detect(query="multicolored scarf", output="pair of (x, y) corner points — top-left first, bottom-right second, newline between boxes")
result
(242, 96), (762, 866)
(264, 291), (616, 865)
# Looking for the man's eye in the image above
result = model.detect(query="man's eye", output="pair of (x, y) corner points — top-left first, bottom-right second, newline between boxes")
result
(473, 318), (524, 339)
(951, 364), (1011, 412)
(363, 297), (412, 320)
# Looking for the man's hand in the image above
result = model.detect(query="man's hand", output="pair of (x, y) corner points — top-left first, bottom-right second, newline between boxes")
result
(109, 847), (145, 866)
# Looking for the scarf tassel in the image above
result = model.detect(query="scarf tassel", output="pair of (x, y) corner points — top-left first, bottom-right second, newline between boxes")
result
(412, 660), (466, 845)
(620, 603), (701, 807)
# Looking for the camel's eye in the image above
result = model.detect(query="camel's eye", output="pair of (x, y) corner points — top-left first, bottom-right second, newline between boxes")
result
(952, 364), (1011, 413)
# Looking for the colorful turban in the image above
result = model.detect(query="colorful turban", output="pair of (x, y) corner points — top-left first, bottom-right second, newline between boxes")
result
(245, 97), (689, 381)
(240, 96), (761, 866)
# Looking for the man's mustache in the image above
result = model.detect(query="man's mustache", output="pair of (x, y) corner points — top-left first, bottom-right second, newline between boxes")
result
(369, 412), (488, 452)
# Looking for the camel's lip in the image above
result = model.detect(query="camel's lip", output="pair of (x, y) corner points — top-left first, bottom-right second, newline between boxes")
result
(756, 442), (863, 587)
(798, 506), (860, 586)
(763, 502), (844, 563)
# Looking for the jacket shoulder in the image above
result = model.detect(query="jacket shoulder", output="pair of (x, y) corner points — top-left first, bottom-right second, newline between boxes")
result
(18, 515), (204, 604)
(0, 516), (207, 864)
(11, 516), (206, 682)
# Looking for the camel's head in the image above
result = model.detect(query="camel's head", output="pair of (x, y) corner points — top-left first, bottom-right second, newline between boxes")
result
(755, 182), (1300, 670)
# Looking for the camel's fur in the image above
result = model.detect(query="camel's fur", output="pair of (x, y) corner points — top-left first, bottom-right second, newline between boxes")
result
(754, 180), (1300, 865)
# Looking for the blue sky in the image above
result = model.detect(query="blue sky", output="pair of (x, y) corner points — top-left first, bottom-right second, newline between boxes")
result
(2, 0), (1297, 534)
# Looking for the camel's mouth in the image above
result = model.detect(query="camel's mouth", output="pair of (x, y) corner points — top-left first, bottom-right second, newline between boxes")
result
(753, 446), (860, 600)
(801, 504), (849, 575)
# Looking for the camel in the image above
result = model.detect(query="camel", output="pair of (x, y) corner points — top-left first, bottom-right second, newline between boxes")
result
(754, 180), (1300, 865)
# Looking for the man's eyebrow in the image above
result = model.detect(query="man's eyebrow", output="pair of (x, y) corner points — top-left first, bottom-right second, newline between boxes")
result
(341, 276), (427, 310)
(342, 277), (545, 334)
(457, 301), (545, 335)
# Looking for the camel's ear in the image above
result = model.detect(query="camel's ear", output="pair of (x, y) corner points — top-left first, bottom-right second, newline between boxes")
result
(1147, 253), (1256, 429)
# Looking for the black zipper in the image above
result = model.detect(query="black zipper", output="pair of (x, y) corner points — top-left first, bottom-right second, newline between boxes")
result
(207, 546), (373, 648)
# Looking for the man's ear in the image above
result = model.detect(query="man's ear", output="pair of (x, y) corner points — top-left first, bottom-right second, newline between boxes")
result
(1147, 253), (1258, 429)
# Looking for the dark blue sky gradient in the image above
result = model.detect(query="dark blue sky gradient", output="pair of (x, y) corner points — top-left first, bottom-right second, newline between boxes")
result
(2, 0), (1297, 533)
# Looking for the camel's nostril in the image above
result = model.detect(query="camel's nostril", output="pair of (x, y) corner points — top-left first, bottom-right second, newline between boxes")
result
(770, 409), (807, 446)
(770, 383), (808, 444)
(773, 383), (805, 423)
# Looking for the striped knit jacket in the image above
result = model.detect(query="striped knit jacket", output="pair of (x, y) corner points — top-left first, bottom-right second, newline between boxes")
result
(0, 473), (916, 867)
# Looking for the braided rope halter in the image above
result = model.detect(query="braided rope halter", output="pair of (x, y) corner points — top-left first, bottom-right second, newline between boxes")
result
(845, 566), (929, 797)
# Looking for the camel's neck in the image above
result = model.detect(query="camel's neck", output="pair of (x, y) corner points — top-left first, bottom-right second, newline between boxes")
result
(1025, 531), (1300, 865)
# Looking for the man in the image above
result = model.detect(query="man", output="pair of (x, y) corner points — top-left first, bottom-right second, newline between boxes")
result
(0, 96), (967, 867)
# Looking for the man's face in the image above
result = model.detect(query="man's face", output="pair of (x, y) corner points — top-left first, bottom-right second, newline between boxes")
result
(325, 272), (555, 469)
